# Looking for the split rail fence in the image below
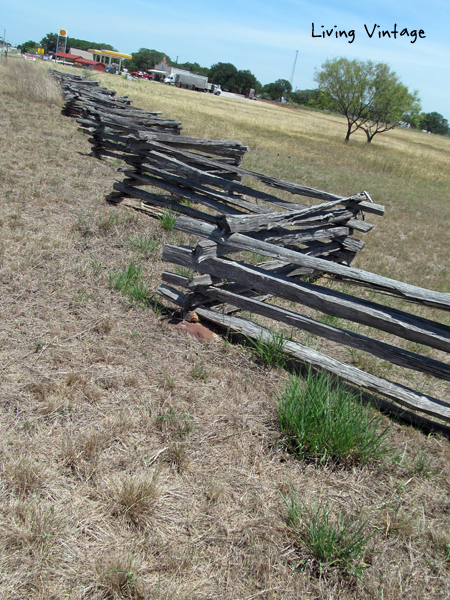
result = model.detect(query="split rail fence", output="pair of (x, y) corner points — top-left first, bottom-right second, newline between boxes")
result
(53, 70), (450, 429)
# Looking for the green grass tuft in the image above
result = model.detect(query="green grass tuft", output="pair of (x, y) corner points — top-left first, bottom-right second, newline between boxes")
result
(109, 262), (149, 306)
(281, 487), (373, 577)
(277, 369), (391, 464)
(191, 361), (210, 382)
(158, 208), (177, 231)
(128, 234), (159, 258)
(97, 212), (117, 234)
(156, 408), (196, 439)
(247, 332), (286, 369)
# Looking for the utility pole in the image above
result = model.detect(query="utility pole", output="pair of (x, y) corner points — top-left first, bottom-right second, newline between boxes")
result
(290, 49), (299, 88)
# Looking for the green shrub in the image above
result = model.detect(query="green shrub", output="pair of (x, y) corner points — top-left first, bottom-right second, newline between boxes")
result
(277, 369), (391, 464)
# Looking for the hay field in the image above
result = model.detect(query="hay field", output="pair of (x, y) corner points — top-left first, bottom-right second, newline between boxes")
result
(1, 59), (450, 599)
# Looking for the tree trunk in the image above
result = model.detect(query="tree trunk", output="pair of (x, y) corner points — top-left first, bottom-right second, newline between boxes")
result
(364, 126), (375, 143)
(345, 122), (352, 144)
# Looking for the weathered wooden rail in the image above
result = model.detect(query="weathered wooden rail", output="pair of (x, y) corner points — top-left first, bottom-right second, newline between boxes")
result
(52, 70), (380, 272)
(158, 213), (450, 424)
(52, 69), (450, 427)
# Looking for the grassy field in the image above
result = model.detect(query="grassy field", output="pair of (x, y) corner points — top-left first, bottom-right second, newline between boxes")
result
(1, 59), (450, 599)
(98, 68), (450, 294)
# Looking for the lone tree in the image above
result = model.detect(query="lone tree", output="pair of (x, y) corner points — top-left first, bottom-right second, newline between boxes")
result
(315, 58), (420, 143)
(361, 63), (421, 143)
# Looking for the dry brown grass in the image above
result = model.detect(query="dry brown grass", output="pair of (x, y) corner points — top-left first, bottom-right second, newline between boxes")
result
(0, 56), (62, 106)
(1, 61), (450, 599)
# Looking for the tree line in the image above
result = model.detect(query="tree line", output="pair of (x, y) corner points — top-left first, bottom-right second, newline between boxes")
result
(125, 50), (300, 101)
(124, 49), (263, 96)
(19, 33), (115, 55)
(19, 37), (293, 99)
(18, 35), (448, 142)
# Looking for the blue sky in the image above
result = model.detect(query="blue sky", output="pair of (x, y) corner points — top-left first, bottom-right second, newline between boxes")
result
(2, 0), (449, 117)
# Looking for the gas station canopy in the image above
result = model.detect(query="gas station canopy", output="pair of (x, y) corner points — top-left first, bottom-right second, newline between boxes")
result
(88, 49), (132, 72)
(88, 49), (132, 61)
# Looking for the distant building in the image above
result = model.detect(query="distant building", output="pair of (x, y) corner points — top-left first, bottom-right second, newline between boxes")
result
(70, 48), (93, 61)
(87, 49), (132, 74)
(151, 57), (190, 81)
(153, 57), (170, 73)
(74, 57), (106, 72)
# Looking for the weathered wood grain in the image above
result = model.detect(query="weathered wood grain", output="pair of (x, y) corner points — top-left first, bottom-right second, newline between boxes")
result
(192, 285), (450, 382)
(121, 168), (270, 215)
(132, 151), (311, 211)
(252, 226), (351, 246)
(140, 143), (356, 201)
(122, 171), (246, 216)
(129, 134), (249, 158)
(112, 182), (217, 223)
(157, 284), (450, 423)
(216, 194), (371, 233)
(162, 244), (450, 352)
(174, 216), (450, 310)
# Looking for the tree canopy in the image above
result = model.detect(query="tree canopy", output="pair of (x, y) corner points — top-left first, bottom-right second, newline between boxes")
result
(123, 49), (170, 72)
(262, 79), (292, 102)
(420, 112), (449, 135)
(315, 57), (420, 143)
(207, 62), (260, 94)
(208, 62), (238, 90)
(177, 61), (209, 77)
(233, 70), (261, 95)
(361, 63), (420, 143)
(18, 40), (39, 53)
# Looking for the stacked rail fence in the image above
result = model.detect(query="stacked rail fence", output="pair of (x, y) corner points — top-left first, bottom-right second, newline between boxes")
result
(52, 69), (450, 429)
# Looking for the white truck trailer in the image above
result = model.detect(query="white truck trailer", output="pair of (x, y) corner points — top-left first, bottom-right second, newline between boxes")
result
(172, 72), (208, 91)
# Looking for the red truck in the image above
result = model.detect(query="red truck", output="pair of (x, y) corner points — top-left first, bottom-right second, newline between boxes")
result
(131, 71), (153, 80)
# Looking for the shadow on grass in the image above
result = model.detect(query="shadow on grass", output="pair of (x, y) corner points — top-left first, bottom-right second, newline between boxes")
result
(222, 329), (450, 441)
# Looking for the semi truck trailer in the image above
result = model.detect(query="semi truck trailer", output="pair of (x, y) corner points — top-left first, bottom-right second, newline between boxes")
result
(166, 72), (208, 91)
